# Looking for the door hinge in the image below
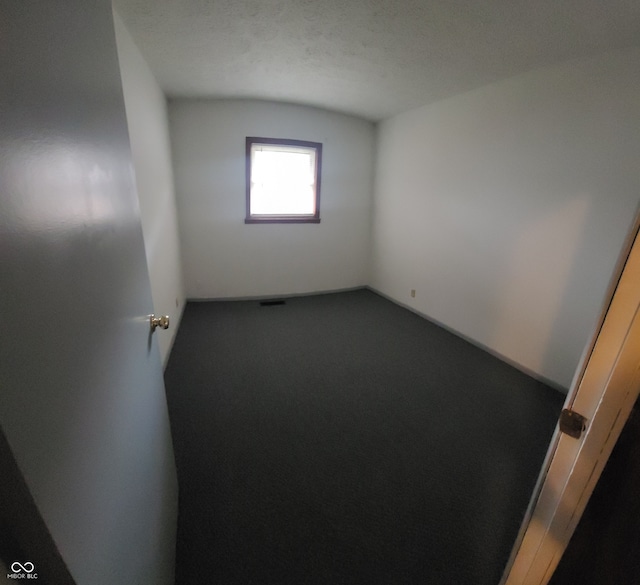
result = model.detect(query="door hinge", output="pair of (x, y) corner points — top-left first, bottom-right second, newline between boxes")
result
(559, 409), (587, 439)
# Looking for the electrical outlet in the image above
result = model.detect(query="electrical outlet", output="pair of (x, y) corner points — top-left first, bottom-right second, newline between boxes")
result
(410, 289), (416, 298)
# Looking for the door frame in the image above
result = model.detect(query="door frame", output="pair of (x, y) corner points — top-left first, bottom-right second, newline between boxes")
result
(500, 209), (640, 584)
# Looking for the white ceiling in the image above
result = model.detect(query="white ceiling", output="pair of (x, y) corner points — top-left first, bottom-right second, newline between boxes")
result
(114, 0), (640, 121)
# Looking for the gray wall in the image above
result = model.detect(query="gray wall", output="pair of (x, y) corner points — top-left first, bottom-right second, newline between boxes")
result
(371, 48), (640, 389)
(0, 1), (177, 583)
(113, 10), (185, 366)
(169, 99), (376, 299)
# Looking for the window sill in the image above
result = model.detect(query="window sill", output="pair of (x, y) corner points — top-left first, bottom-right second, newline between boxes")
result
(245, 217), (321, 224)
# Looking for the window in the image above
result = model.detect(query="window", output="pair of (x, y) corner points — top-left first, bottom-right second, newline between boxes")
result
(245, 137), (322, 224)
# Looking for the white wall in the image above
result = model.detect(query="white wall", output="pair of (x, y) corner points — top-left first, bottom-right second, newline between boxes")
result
(169, 99), (375, 299)
(372, 48), (640, 390)
(113, 11), (184, 366)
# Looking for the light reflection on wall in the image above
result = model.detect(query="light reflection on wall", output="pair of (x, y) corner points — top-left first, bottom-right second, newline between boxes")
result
(7, 144), (123, 235)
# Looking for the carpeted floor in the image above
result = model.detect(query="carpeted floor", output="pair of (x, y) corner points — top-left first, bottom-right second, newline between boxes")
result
(164, 289), (564, 585)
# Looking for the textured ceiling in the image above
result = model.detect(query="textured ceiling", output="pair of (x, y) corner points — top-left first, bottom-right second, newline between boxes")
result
(113, 0), (640, 121)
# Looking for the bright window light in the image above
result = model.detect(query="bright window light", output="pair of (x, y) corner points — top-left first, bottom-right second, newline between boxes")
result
(245, 138), (322, 224)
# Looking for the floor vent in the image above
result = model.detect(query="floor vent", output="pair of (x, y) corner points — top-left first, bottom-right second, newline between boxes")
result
(259, 299), (286, 306)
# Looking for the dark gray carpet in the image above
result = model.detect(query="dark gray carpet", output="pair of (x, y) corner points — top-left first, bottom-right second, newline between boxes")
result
(164, 289), (564, 585)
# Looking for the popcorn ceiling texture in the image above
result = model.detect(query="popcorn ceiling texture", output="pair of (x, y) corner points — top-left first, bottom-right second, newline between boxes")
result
(114, 0), (639, 120)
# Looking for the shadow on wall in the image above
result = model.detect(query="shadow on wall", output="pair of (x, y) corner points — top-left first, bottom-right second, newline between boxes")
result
(536, 199), (639, 391)
(490, 196), (592, 388)
(489, 187), (637, 390)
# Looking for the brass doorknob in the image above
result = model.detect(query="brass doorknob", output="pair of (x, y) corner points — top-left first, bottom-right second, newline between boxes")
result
(149, 314), (170, 332)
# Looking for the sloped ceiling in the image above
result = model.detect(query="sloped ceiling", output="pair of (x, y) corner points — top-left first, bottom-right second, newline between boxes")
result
(113, 0), (640, 121)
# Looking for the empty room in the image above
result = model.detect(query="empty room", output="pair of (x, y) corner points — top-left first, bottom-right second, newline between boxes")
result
(1, 1), (639, 585)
